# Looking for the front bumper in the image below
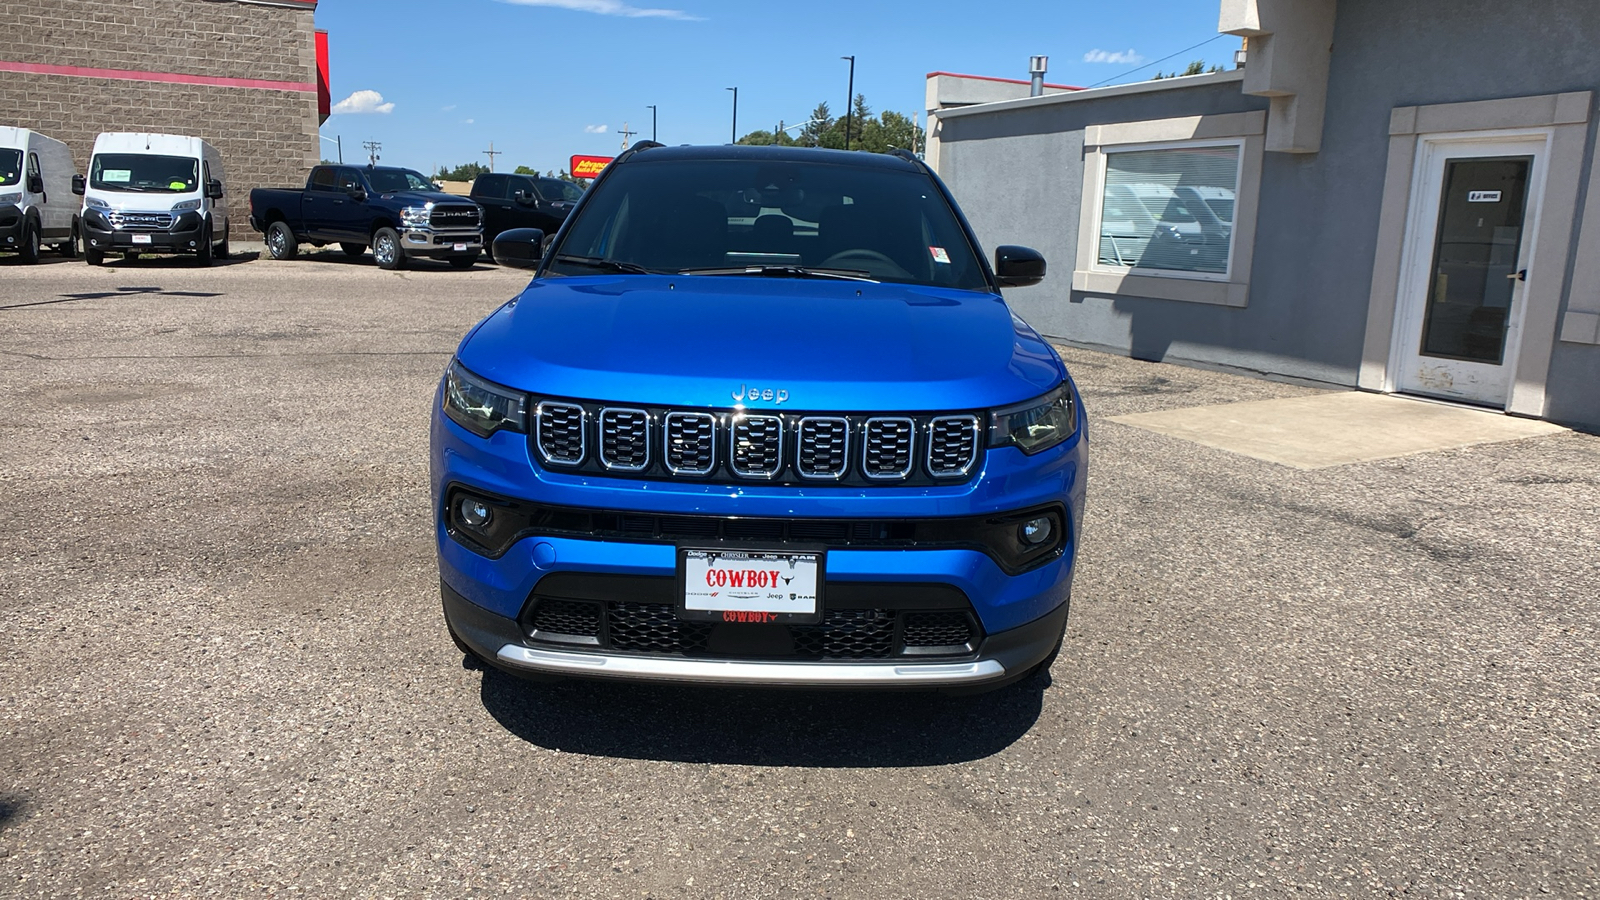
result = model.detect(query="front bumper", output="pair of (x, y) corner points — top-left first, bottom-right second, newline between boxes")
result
(0, 205), (22, 247)
(403, 229), (482, 257)
(443, 579), (1069, 688)
(83, 212), (206, 253)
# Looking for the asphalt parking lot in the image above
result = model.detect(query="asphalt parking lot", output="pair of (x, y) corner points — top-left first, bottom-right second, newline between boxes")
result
(2, 252), (1597, 898)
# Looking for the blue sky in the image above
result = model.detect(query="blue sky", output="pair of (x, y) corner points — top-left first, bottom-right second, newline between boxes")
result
(315, 0), (1235, 175)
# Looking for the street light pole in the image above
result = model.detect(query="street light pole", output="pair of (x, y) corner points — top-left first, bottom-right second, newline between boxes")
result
(726, 87), (738, 143)
(647, 105), (657, 142)
(841, 55), (855, 150)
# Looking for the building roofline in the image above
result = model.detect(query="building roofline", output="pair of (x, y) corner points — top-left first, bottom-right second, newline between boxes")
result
(925, 71), (1082, 91)
(933, 69), (1245, 120)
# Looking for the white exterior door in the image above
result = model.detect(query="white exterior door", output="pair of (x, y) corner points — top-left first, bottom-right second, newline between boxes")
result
(1392, 133), (1547, 407)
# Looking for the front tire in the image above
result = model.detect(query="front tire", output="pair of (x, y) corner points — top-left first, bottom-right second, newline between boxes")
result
(373, 227), (405, 270)
(215, 221), (230, 261)
(194, 220), (214, 266)
(339, 242), (367, 259)
(18, 219), (40, 264)
(265, 220), (297, 260)
(85, 246), (104, 266)
(448, 251), (479, 269)
(57, 220), (79, 258)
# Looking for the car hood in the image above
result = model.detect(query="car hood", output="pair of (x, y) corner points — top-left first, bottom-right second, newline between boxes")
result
(382, 190), (472, 206)
(457, 275), (1064, 412)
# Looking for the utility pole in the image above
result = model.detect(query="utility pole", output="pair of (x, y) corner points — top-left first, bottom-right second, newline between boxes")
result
(726, 87), (738, 143)
(362, 140), (381, 166)
(482, 141), (502, 172)
(841, 55), (855, 150)
(646, 105), (657, 142)
(618, 122), (637, 151)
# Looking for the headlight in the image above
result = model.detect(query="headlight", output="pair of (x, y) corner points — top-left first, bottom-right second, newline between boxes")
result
(0, 192), (20, 206)
(400, 204), (433, 229)
(85, 196), (110, 210)
(989, 383), (1077, 455)
(443, 359), (527, 438)
(171, 199), (201, 212)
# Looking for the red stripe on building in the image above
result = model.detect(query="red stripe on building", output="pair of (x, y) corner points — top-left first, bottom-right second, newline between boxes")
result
(0, 60), (315, 93)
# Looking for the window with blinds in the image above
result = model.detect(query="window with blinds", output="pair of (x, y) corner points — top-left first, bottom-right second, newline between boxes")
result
(1097, 143), (1240, 276)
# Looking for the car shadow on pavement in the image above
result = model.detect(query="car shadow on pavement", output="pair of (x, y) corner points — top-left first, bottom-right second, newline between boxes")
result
(0, 794), (24, 831)
(91, 252), (260, 268)
(476, 664), (1047, 767)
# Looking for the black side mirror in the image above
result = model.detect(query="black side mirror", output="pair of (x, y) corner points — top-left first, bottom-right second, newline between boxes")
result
(348, 188), (367, 203)
(995, 245), (1047, 288)
(493, 227), (546, 270)
(513, 190), (536, 206)
(206, 179), (224, 200)
(72, 174), (86, 195)
(27, 176), (44, 194)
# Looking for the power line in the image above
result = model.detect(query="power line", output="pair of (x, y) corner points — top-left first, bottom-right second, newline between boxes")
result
(1087, 33), (1231, 88)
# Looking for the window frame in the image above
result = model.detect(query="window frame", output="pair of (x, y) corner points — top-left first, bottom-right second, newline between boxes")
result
(1090, 137), (1245, 283)
(1074, 111), (1266, 308)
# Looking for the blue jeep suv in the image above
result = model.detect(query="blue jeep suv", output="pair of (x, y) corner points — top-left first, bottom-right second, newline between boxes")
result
(432, 143), (1086, 691)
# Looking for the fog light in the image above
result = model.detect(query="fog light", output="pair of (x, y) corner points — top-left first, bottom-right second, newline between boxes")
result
(1019, 516), (1054, 546)
(458, 498), (492, 529)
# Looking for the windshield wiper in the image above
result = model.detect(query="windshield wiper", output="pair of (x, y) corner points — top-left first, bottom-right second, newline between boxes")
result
(550, 254), (656, 274)
(678, 265), (877, 283)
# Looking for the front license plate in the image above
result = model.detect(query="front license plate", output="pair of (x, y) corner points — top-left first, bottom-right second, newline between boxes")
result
(131, 234), (152, 245)
(452, 242), (468, 251)
(680, 548), (822, 624)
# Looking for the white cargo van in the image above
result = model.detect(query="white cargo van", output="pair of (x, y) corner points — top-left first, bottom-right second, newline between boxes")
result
(72, 132), (229, 266)
(0, 126), (79, 263)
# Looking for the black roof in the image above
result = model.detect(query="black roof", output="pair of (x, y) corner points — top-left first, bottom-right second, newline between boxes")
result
(620, 143), (923, 172)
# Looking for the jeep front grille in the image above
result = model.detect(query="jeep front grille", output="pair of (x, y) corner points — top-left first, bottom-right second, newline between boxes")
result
(521, 403), (1000, 485)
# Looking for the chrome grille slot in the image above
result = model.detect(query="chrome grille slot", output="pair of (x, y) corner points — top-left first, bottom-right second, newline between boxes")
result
(796, 417), (850, 479)
(862, 417), (915, 479)
(927, 415), (981, 477)
(598, 408), (650, 471)
(730, 414), (784, 478)
(664, 412), (716, 475)
(535, 402), (586, 466)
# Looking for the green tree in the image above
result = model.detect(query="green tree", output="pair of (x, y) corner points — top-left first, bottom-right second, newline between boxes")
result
(435, 161), (489, 181)
(513, 165), (538, 175)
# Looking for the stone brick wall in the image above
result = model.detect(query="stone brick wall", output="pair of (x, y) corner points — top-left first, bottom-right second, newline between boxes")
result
(0, 0), (319, 235)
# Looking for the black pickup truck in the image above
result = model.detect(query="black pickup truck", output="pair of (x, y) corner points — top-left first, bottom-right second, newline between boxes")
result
(469, 172), (583, 254)
(250, 165), (484, 269)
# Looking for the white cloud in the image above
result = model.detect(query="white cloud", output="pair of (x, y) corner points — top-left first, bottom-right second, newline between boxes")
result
(498, 0), (700, 20)
(441, 104), (457, 112)
(330, 89), (394, 115)
(584, 124), (609, 133)
(463, 119), (476, 125)
(1083, 48), (1145, 65)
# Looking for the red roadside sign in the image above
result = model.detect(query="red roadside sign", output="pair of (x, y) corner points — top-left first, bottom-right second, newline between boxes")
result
(570, 155), (613, 179)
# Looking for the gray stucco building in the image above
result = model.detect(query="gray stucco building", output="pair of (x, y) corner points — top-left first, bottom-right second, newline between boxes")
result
(931, 0), (1600, 430)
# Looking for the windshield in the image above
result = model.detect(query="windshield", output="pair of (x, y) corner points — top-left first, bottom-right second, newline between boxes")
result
(548, 157), (989, 290)
(0, 149), (20, 187)
(90, 153), (198, 193)
(538, 179), (584, 203)
(367, 169), (436, 193)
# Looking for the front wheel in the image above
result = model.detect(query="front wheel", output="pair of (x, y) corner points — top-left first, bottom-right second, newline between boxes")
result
(373, 227), (405, 270)
(215, 221), (230, 261)
(57, 220), (79, 258)
(448, 251), (479, 269)
(18, 220), (40, 264)
(85, 246), (104, 266)
(265, 220), (297, 260)
(194, 220), (214, 266)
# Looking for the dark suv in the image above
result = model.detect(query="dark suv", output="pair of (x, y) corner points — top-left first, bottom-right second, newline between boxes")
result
(470, 173), (583, 253)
